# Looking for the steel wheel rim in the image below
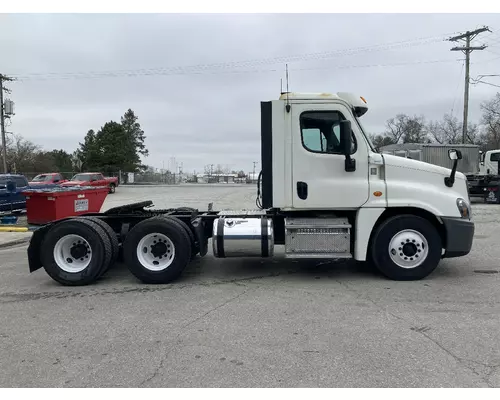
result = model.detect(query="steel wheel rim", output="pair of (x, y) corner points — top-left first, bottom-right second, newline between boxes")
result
(53, 234), (92, 273)
(136, 233), (175, 271)
(388, 229), (429, 269)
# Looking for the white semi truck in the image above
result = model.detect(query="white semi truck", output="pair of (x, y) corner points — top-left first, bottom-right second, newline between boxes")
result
(26, 92), (474, 285)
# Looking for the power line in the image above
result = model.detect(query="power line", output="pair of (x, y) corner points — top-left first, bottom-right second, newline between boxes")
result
(7, 58), (462, 83)
(449, 26), (490, 144)
(9, 32), (454, 81)
(473, 80), (500, 89)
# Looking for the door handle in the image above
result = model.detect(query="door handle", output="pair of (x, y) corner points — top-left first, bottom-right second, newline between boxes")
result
(297, 181), (308, 200)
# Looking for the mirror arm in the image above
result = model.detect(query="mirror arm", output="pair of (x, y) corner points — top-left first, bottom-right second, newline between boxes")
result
(445, 160), (458, 187)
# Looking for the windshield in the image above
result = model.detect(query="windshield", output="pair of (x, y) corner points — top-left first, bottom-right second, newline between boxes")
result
(71, 174), (92, 181)
(354, 114), (376, 153)
(32, 174), (52, 182)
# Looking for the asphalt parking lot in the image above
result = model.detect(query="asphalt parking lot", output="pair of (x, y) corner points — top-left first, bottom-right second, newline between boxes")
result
(0, 185), (499, 387)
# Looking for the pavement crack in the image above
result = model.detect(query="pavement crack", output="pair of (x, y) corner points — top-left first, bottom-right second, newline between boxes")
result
(335, 280), (494, 387)
(416, 331), (494, 387)
(334, 279), (405, 322)
(180, 288), (250, 332)
(139, 288), (250, 387)
(0, 273), (287, 304)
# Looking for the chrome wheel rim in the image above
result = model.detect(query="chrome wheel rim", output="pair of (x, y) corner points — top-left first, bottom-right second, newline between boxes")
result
(53, 234), (92, 273)
(388, 229), (429, 269)
(136, 233), (175, 271)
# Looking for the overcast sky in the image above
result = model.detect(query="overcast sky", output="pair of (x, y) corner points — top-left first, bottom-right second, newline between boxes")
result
(1, 13), (500, 174)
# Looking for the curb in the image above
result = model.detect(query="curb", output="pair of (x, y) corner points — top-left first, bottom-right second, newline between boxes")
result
(0, 235), (32, 249)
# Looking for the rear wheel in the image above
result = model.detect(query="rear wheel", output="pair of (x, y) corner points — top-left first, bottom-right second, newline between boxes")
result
(370, 215), (442, 281)
(162, 216), (198, 259)
(77, 216), (120, 270)
(123, 217), (192, 284)
(40, 219), (112, 286)
(109, 183), (116, 194)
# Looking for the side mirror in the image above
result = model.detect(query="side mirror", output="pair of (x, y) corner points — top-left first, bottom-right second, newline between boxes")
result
(445, 149), (462, 187)
(339, 120), (356, 172)
(448, 149), (462, 161)
(6, 181), (16, 193)
(339, 120), (352, 156)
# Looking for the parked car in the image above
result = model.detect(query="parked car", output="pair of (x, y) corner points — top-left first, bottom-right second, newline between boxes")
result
(29, 173), (68, 187)
(60, 172), (118, 194)
(0, 174), (30, 213)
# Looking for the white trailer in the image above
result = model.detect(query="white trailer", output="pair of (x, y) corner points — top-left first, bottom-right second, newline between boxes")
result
(26, 92), (474, 285)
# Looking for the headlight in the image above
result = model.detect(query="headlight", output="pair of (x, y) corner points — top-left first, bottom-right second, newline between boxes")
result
(456, 198), (471, 219)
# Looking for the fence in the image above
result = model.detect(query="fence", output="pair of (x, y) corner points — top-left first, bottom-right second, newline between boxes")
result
(13, 171), (258, 186)
(14, 171), (122, 183)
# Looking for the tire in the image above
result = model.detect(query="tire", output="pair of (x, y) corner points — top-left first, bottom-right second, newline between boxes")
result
(77, 216), (120, 270)
(370, 215), (442, 281)
(162, 216), (198, 259)
(109, 183), (116, 194)
(123, 216), (192, 284)
(40, 219), (113, 286)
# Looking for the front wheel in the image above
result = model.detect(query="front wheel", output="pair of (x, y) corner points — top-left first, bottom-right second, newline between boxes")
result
(108, 183), (116, 194)
(370, 215), (442, 281)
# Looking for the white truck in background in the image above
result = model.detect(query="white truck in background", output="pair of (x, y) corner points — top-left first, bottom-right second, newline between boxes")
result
(380, 143), (500, 203)
(26, 92), (474, 286)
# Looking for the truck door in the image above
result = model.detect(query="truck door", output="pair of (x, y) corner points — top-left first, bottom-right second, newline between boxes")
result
(291, 103), (370, 209)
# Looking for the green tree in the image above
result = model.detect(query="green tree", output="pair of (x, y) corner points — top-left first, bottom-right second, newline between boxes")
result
(95, 121), (137, 174)
(47, 149), (73, 172)
(78, 129), (101, 170)
(121, 109), (149, 158)
(78, 110), (149, 173)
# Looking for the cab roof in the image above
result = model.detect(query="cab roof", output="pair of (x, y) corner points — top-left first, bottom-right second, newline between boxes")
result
(278, 92), (369, 117)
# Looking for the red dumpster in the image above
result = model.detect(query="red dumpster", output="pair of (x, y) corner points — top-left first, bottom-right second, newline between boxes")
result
(22, 186), (109, 225)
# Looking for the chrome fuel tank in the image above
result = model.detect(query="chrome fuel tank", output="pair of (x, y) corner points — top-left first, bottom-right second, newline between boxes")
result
(212, 217), (274, 258)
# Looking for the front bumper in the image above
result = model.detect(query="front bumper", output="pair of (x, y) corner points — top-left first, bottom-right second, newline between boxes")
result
(441, 217), (474, 258)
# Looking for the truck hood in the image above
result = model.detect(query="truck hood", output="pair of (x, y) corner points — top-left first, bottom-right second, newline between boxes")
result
(381, 153), (469, 218)
(383, 153), (467, 182)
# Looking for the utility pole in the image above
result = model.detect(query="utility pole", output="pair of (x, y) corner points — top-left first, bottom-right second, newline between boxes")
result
(253, 161), (258, 180)
(1, 74), (14, 173)
(449, 26), (490, 144)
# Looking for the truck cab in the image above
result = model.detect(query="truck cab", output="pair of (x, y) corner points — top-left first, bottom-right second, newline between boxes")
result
(0, 174), (29, 213)
(479, 149), (500, 176)
(258, 92), (473, 278)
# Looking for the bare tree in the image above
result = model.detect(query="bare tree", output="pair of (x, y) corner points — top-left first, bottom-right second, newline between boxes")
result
(480, 93), (500, 150)
(428, 114), (462, 144)
(384, 114), (407, 143)
(6, 134), (42, 173)
(369, 133), (395, 151)
(384, 114), (428, 144)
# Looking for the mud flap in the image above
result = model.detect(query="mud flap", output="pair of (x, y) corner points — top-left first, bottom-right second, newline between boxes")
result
(191, 217), (208, 257)
(27, 224), (52, 273)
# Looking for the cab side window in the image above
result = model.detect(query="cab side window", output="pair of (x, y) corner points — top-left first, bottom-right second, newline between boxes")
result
(490, 152), (500, 162)
(300, 111), (356, 154)
(14, 177), (28, 187)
